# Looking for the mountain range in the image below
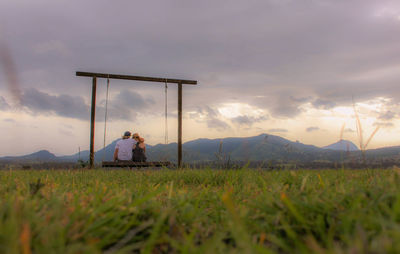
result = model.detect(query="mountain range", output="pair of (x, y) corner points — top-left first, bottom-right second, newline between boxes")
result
(1, 134), (400, 165)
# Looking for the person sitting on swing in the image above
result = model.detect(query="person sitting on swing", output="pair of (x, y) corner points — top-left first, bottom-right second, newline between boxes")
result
(113, 131), (136, 162)
(132, 133), (147, 162)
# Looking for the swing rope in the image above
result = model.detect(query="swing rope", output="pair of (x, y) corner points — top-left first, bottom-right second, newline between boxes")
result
(164, 79), (168, 144)
(102, 76), (110, 161)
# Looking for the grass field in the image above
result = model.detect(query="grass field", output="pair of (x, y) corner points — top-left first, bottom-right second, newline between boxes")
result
(1, 168), (400, 254)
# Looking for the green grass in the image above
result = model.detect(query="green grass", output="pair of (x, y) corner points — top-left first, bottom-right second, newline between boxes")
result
(1, 168), (400, 253)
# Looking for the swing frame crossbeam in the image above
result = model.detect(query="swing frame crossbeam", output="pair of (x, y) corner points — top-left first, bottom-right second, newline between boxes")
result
(76, 71), (197, 168)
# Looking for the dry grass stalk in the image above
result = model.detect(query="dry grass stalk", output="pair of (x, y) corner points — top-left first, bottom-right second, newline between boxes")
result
(352, 98), (380, 163)
(339, 123), (345, 141)
(364, 126), (380, 150)
(352, 99), (364, 150)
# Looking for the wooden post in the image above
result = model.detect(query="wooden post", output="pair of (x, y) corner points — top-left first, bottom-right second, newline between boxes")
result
(178, 83), (183, 168)
(89, 77), (97, 168)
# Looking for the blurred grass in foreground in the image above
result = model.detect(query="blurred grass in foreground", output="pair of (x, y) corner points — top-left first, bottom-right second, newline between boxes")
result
(1, 168), (400, 253)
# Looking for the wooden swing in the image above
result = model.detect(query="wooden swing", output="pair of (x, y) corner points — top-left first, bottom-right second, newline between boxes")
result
(76, 71), (197, 168)
(101, 77), (171, 168)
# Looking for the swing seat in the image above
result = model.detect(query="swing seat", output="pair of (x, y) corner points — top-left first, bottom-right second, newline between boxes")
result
(102, 161), (173, 168)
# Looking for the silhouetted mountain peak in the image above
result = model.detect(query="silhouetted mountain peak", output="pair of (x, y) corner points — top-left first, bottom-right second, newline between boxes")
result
(24, 150), (57, 159)
(322, 140), (359, 151)
(0, 149), (57, 162)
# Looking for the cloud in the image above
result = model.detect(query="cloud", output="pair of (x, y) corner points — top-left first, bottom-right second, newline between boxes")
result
(378, 110), (396, 120)
(268, 128), (288, 133)
(190, 106), (231, 131)
(312, 98), (337, 109)
(207, 118), (231, 131)
(58, 129), (74, 136)
(270, 104), (302, 118)
(231, 115), (267, 126)
(61, 123), (73, 129)
(203, 106), (231, 131)
(99, 89), (155, 121)
(112, 89), (151, 109)
(344, 128), (355, 133)
(33, 40), (71, 57)
(373, 122), (394, 128)
(3, 118), (15, 123)
(306, 126), (320, 132)
(21, 88), (90, 120)
(19, 87), (154, 121)
(0, 96), (10, 110)
(252, 93), (307, 118)
(290, 96), (311, 103)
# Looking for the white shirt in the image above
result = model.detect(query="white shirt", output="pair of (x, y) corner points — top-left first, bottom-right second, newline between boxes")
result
(115, 138), (135, 160)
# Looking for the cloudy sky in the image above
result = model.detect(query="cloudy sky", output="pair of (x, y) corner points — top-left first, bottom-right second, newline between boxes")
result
(1, 0), (400, 156)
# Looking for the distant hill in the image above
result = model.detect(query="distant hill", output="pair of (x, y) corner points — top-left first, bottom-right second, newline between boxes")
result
(0, 150), (58, 162)
(322, 140), (359, 151)
(176, 134), (325, 162)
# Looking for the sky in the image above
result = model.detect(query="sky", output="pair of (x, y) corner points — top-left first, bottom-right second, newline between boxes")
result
(0, 0), (400, 156)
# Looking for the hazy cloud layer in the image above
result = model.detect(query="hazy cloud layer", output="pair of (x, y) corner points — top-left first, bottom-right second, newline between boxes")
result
(1, 0), (399, 120)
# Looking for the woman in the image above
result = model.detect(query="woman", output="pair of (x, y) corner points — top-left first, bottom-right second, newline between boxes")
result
(132, 134), (147, 162)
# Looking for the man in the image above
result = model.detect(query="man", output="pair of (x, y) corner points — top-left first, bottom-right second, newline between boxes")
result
(113, 131), (136, 162)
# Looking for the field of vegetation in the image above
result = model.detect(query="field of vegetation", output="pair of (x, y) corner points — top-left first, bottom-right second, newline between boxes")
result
(1, 168), (400, 253)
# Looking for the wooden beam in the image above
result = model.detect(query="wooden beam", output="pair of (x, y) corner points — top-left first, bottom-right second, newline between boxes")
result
(89, 77), (97, 168)
(178, 83), (183, 168)
(76, 71), (197, 85)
